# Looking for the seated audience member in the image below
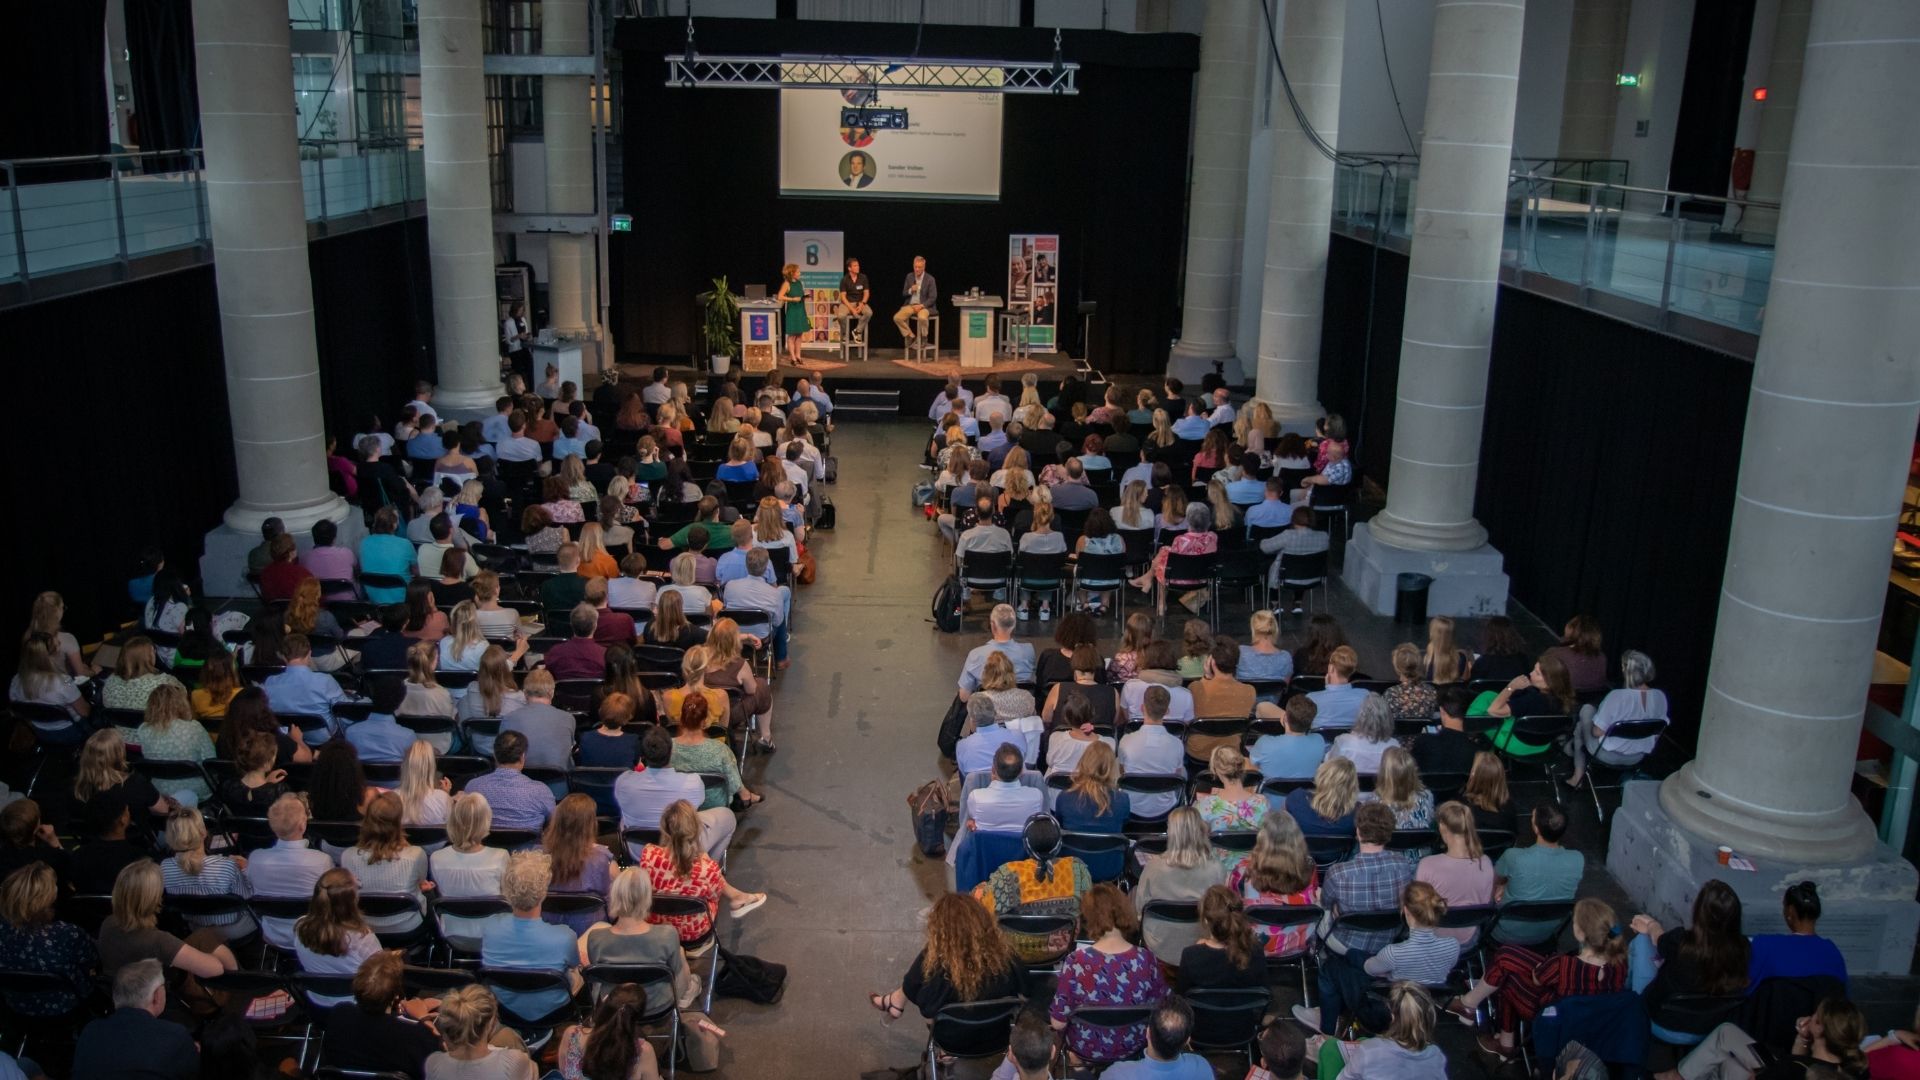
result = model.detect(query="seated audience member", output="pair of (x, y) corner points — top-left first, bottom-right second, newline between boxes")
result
(308, 738), (381, 827)
(262, 634), (347, 746)
(73, 731), (167, 844)
(720, 548), (791, 667)
(401, 583), (452, 645)
(1300, 880), (1459, 1035)
(870, 892), (1024, 1056)
(1053, 742), (1129, 876)
(428, 985), (541, 1080)
(1120, 641), (1196, 723)
(1041, 662), (1119, 758)
(1672, 995), (1870, 1080)
(71, 960), (199, 1080)
(540, 544), (590, 615)
(481, 850), (582, 1024)
(669, 689), (760, 811)
(966, 744), (1044, 835)
(1384, 642), (1439, 722)
(1330, 693), (1395, 774)
(1364, 746), (1435, 830)
(190, 650), (241, 721)
(554, 985), (672, 1080)
(1307, 982), (1448, 1080)
(1251, 697), (1328, 781)
(97, 859), (237, 997)
(617, 727), (733, 861)
(70, 793), (145, 896)
(1103, 999), (1214, 1080)
(1867, 1005), (1920, 1079)
(1285, 756), (1361, 837)
(0, 862), (96, 1020)
(576, 692), (640, 773)
(1471, 616), (1533, 684)
(997, 1004), (1059, 1080)
(295, 868), (382, 1009)
(1179, 886), (1268, 992)
(1238, 610), (1295, 687)
(1320, 803), (1414, 958)
(542, 605), (608, 682)
(129, 683), (214, 804)
(159, 807), (254, 942)
(1250, 1021), (1308, 1080)
(247, 794), (334, 952)
(429, 793), (511, 953)
(259, 532), (314, 602)
(1411, 685), (1480, 778)
(355, 605), (414, 672)
(1567, 649), (1668, 788)
(1291, 614), (1347, 680)
(1229, 813), (1322, 959)
(10, 634), (90, 744)
(396, 740), (452, 826)
(463, 731), (558, 831)
(1049, 883), (1170, 1066)
(1416, 801), (1495, 946)
(501, 669), (575, 774)
(1134, 808), (1229, 959)
(658, 553), (716, 618)
(1545, 614), (1610, 696)
(1491, 803), (1583, 945)
(1446, 897), (1629, 1062)
(1483, 653), (1580, 760)
(341, 792), (429, 936)
(1189, 634), (1255, 733)
(582, 577), (636, 649)
(704, 618), (774, 747)
(971, 814), (1092, 963)
(1463, 751), (1518, 837)
(321, 949), (444, 1079)
(639, 801), (767, 947)
(957, 605), (1037, 702)
(540, 794), (614, 934)
(1307, 646), (1368, 730)
(1747, 880), (1848, 991)
(956, 695), (1019, 776)
(1290, 439), (1351, 507)
(0, 800), (70, 892)
(344, 673), (417, 764)
(359, 507), (416, 605)
(1117, 686), (1187, 819)
(456, 645), (527, 747)
(577, 870), (718, 1068)
(100, 636), (183, 714)
(606, 554), (658, 613)
(1630, 883), (1751, 1047)
(1194, 745), (1266, 841)
(1261, 507), (1333, 609)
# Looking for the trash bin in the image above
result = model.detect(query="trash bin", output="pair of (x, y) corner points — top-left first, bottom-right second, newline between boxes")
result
(1395, 572), (1432, 624)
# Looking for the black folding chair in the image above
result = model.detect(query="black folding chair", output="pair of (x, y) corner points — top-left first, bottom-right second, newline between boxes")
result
(1576, 717), (1668, 821)
(478, 967), (578, 1035)
(1245, 903), (1325, 1001)
(959, 550), (1015, 601)
(1491, 714), (1575, 800)
(1013, 551), (1070, 618)
(927, 997), (1026, 1080)
(1275, 549), (1330, 614)
(581, 964), (684, 1078)
(1071, 551), (1130, 620)
(1184, 986), (1271, 1063)
(1161, 551), (1215, 612)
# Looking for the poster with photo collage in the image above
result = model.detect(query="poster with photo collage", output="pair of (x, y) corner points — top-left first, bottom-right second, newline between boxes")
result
(1006, 234), (1058, 352)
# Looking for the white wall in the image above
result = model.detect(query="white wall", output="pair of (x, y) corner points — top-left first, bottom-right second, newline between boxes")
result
(1512, 0), (1573, 159)
(1729, 0), (1777, 184)
(1336, 0), (1430, 154)
(1608, 0), (1694, 188)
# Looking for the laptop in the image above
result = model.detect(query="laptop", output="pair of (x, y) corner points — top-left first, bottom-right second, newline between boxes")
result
(743, 284), (767, 301)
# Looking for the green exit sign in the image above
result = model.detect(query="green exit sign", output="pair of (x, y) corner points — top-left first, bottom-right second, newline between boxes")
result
(1615, 73), (1641, 87)
(609, 213), (633, 232)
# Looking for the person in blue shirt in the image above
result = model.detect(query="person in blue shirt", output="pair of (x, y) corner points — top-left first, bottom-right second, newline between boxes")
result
(550, 414), (590, 461)
(404, 419), (446, 461)
(261, 634), (349, 745)
(1747, 880), (1848, 992)
(1102, 999), (1214, 1079)
(1307, 648), (1370, 731)
(128, 547), (165, 606)
(1250, 697), (1329, 780)
(957, 606), (1037, 700)
(1171, 399), (1212, 442)
(1223, 448), (1268, 506)
(715, 440), (760, 483)
(714, 522), (777, 587)
(343, 675), (417, 764)
(954, 696), (1015, 777)
(1243, 478), (1293, 532)
(358, 506), (416, 605)
(481, 395), (515, 445)
(481, 851), (581, 1020)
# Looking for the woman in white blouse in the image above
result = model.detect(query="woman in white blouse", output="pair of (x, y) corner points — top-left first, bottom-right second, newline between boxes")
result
(397, 740), (452, 827)
(339, 792), (428, 935)
(429, 793), (512, 953)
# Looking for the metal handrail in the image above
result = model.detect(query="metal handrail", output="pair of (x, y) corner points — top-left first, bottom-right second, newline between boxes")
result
(1510, 173), (1781, 211)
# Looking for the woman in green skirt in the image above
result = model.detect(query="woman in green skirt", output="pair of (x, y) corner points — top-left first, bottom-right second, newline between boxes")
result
(776, 262), (811, 365)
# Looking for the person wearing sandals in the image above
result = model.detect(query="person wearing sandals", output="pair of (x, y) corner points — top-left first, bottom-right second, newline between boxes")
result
(869, 892), (1024, 1067)
(1442, 897), (1628, 1063)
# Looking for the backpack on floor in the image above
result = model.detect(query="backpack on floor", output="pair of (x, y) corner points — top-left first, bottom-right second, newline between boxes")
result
(907, 778), (953, 857)
(824, 455), (839, 483)
(714, 945), (788, 1004)
(815, 496), (836, 531)
(932, 575), (963, 633)
(911, 480), (935, 508)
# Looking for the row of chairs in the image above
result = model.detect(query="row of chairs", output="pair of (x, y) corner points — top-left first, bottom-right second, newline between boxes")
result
(957, 548), (1332, 631)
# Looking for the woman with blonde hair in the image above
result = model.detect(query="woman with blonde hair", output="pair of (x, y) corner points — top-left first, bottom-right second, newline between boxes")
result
(1462, 751), (1516, 836)
(426, 985), (539, 1079)
(1423, 615), (1471, 685)
(453, 478), (492, 541)
(1331, 693), (1396, 774)
(707, 397), (740, 434)
(456, 645), (526, 756)
(576, 523), (620, 580)
(1447, 896), (1629, 1061)
(668, 683), (760, 809)
(1112, 479), (1153, 533)
(1133, 806), (1229, 958)
(441, 600), (518, 673)
(668, 383), (696, 429)
(402, 640), (456, 749)
(1416, 801), (1494, 946)
(1237, 612), (1293, 691)
(73, 729), (168, 830)
(1285, 755), (1360, 836)
(1366, 745), (1434, 829)
(638, 801), (766, 947)
(1308, 982), (1446, 1080)
(397, 739), (452, 826)
(1385, 642), (1438, 721)
(131, 683), (214, 803)
(705, 617), (773, 748)
(160, 806), (254, 940)
(542, 793), (615, 933)
(646, 586), (707, 650)
(1146, 407), (1176, 449)
(753, 497), (798, 554)
(1206, 476), (1238, 531)
(101, 859), (236, 986)
(869, 891), (1021, 1032)
(0, 862), (95, 1019)
(1195, 746), (1266, 840)
(469, 571), (522, 641)
(991, 446), (1033, 494)
(11, 635), (91, 737)
(340, 792), (428, 936)
(24, 591), (86, 676)
(100, 635), (184, 713)
(650, 402), (685, 450)
(559, 455), (596, 504)
(1053, 740), (1127, 876)
(429, 793), (510, 952)
(1229, 812), (1320, 957)
(1236, 400), (1279, 458)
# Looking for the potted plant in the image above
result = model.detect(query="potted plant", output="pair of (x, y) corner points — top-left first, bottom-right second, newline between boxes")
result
(702, 276), (740, 375)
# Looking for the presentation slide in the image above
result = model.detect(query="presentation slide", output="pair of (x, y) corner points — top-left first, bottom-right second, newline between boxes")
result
(780, 77), (1003, 201)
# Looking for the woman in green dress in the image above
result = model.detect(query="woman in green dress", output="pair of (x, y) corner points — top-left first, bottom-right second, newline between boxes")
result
(777, 262), (810, 365)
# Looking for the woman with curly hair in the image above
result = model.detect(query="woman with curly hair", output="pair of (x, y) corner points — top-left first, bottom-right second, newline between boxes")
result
(869, 892), (1022, 1047)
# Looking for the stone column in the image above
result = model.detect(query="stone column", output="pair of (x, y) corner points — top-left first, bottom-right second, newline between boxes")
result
(1253, 0), (1345, 422)
(1557, 0), (1629, 159)
(543, 0), (596, 352)
(192, 0), (348, 589)
(1658, 0), (1920, 863)
(1363, 0), (1525, 554)
(1167, 0), (1258, 381)
(418, 0), (504, 411)
(1740, 0), (1811, 240)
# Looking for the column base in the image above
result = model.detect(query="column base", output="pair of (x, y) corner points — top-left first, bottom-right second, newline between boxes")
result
(1262, 397), (1324, 432)
(433, 383), (507, 421)
(1167, 340), (1243, 387)
(1658, 762), (1882, 863)
(201, 498), (362, 599)
(1342, 522), (1509, 617)
(1609, 779), (1918, 975)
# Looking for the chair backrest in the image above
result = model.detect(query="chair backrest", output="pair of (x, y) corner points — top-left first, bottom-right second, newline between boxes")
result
(1141, 899), (1200, 924)
(1016, 551), (1069, 583)
(1509, 713), (1574, 741)
(431, 896), (512, 920)
(1599, 717), (1668, 743)
(1305, 835), (1354, 867)
(164, 892), (251, 920)
(1487, 898), (1576, 944)
(929, 996), (1026, 1059)
(1208, 830), (1259, 853)
(1184, 986), (1272, 1051)
(581, 964), (678, 1020)
(1385, 829), (1440, 853)
(1162, 550), (1214, 585)
(394, 713), (456, 736)
(1651, 991), (1748, 1036)
(1073, 552), (1129, 584)
(1332, 908), (1406, 937)
(1243, 903), (1325, 932)
(1277, 549), (1329, 584)
(959, 549), (1014, 583)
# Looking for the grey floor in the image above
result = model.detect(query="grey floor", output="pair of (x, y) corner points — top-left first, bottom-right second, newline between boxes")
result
(672, 420), (1912, 1078)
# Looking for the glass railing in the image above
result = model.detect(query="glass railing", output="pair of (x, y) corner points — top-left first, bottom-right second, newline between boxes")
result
(0, 141), (423, 293)
(1334, 158), (1777, 343)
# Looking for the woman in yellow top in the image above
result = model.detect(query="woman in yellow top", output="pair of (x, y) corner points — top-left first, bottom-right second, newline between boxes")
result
(660, 645), (730, 736)
(189, 650), (241, 721)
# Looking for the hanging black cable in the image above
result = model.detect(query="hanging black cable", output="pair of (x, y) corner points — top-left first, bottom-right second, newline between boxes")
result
(1375, 0), (1418, 154)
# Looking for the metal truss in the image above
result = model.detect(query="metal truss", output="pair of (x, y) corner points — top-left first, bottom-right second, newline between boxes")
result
(663, 54), (1079, 94)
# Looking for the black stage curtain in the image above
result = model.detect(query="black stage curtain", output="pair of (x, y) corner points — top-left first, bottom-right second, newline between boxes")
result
(125, 0), (203, 172)
(612, 17), (1198, 375)
(1319, 235), (1753, 747)
(0, 0), (110, 177)
(1669, 0), (1756, 199)
(308, 217), (438, 439)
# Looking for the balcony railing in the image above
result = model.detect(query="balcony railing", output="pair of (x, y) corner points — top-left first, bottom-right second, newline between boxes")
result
(1333, 157), (1777, 356)
(1, 141), (423, 302)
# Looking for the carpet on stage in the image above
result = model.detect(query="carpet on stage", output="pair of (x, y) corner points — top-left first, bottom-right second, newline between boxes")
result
(888, 357), (1061, 378)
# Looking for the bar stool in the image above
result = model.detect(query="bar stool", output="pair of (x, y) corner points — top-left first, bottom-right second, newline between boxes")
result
(1003, 301), (1033, 362)
(839, 311), (870, 361)
(906, 313), (941, 361)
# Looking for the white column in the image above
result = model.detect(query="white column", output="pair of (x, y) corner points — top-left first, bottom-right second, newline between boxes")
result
(1740, 0), (1810, 240)
(418, 0), (504, 410)
(1659, 0), (1920, 862)
(1557, 0), (1629, 158)
(192, 0), (348, 534)
(1167, 0), (1259, 374)
(543, 0), (596, 350)
(1365, 0), (1526, 553)
(1253, 0), (1345, 421)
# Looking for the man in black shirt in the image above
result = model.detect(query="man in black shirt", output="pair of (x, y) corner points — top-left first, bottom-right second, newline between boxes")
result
(1411, 684), (1480, 778)
(838, 257), (873, 345)
(71, 793), (146, 895)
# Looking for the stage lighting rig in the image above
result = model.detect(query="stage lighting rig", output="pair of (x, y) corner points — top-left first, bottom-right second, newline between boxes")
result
(842, 106), (910, 130)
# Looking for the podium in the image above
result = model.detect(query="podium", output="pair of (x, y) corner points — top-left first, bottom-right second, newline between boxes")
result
(737, 298), (781, 374)
(952, 294), (1004, 369)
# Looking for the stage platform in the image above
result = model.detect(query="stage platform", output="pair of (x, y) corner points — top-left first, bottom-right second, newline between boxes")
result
(613, 347), (1093, 420)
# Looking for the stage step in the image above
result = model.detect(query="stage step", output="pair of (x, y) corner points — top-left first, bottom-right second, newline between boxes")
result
(833, 388), (900, 420)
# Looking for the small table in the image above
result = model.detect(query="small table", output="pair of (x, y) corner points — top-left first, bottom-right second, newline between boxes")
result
(952, 294), (1004, 369)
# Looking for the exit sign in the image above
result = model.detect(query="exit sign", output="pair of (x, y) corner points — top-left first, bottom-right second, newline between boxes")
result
(1616, 73), (1641, 87)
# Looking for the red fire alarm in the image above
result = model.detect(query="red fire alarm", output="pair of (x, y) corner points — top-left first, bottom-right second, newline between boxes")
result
(1753, 86), (1769, 101)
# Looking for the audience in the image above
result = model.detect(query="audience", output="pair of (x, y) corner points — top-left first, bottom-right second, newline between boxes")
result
(1050, 883), (1168, 1067)
(1568, 648), (1668, 789)
(1229, 812), (1321, 959)
(463, 731), (557, 831)
(1747, 880), (1848, 991)
(1447, 896), (1628, 1062)
(1133, 807), (1228, 958)
(71, 960), (199, 1080)
(1285, 756), (1361, 837)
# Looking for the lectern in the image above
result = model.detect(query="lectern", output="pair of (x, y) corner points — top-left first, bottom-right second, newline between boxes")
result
(951, 294), (1004, 369)
(737, 298), (781, 374)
